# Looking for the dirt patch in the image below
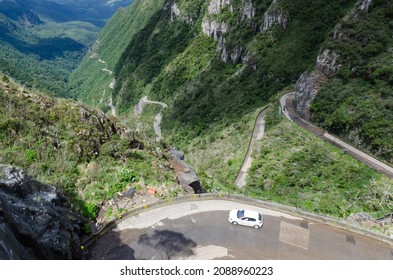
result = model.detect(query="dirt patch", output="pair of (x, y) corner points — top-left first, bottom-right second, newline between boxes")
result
(93, 188), (160, 233)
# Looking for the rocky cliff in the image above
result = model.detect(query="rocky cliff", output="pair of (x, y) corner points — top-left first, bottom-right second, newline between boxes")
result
(294, 0), (375, 120)
(294, 0), (393, 163)
(0, 165), (85, 259)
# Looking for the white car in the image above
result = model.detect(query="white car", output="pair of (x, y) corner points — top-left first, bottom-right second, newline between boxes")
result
(228, 209), (264, 228)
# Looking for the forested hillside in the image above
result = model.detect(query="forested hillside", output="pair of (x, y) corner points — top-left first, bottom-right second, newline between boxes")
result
(69, 0), (393, 222)
(304, 0), (393, 164)
(71, 0), (357, 136)
(0, 0), (132, 96)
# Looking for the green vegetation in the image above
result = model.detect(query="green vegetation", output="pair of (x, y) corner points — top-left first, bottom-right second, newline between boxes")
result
(89, 0), (357, 149)
(0, 14), (98, 96)
(68, 0), (393, 222)
(69, 0), (166, 104)
(246, 110), (393, 219)
(310, 0), (393, 163)
(0, 77), (176, 219)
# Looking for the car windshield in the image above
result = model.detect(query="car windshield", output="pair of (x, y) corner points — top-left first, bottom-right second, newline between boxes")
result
(237, 210), (244, 218)
(258, 213), (262, 221)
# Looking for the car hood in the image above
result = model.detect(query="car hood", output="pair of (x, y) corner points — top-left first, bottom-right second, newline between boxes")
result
(229, 210), (238, 220)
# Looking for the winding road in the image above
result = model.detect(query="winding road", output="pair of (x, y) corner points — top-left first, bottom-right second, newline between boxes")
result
(86, 92), (393, 260)
(280, 92), (393, 179)
(135, 96), (168, 142)
(234, 107), (269, 187)
(88, 200), (393, 260)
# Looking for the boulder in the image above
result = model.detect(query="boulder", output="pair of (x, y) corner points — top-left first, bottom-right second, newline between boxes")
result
(169, 148), (204, 194)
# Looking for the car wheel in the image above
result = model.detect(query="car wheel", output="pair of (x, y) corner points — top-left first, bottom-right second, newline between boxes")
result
(253, 225), (260, 229)
(232, 221), (238, 225)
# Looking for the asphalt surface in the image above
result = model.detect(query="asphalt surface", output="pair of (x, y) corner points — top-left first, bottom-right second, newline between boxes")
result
(88, 200), (393, 260)
(235, 107), (269, 187)
(280, 92), (393, 179)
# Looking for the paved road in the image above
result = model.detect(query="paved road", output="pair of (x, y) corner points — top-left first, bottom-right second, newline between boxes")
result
(280, 92), (393, 179)
(88, 200), (393, 260)
(235, 107), (269, 187)
(134, 96), (167, 142)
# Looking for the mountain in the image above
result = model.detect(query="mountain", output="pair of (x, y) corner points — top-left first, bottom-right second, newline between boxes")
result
(295, 0), (393, 163)
(0, 0), (42, 27)
(0, 0), (132, 96)
(70, 0), (393, 219)
(0, 0), (133, 27)
(0, 74), (179, 219)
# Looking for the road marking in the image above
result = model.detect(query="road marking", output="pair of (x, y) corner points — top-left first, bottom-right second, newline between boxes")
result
(279, 221), (310, 249)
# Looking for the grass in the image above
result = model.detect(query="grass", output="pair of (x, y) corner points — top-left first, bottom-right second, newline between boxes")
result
(245, 111), (393, 219)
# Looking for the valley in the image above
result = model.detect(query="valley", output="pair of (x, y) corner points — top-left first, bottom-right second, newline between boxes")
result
(1, 0), (393, 260)
(0, 0), (132, 97)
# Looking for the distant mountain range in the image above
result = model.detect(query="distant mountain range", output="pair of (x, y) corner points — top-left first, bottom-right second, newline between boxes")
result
(0, 0), (133, 27)
(0, 0), (133, 96)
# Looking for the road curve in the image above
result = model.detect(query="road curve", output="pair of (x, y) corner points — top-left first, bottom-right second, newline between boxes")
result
(134, 96), (168, 142)
(88, 200), (393, 260)
(235, 107), (270, 187)
(280, 92), (393, 179)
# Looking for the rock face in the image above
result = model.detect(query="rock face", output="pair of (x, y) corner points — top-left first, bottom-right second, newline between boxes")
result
(169, 148), (204, 194)
(360, 0), (372, 11)
(242, 0), (256, 20)
(169, 2), (195, 24)
(207, 0), (233, 14)
(294, 1), (372, 119)
(202, 20), (228, 42)
(0, 165), (85, 260)
(261, 0), (289, 33)
(294, 48), (340, 120)
(203, 0), (289, 64)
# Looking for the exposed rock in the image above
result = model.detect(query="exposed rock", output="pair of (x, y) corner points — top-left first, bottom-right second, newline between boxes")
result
(359, 0), (372, 12)
(171, 3), (181, 20)
(316, 49), (340, 77)
(221, 46), (247, 64)
(202, 20), (228, 41)
(261, 0), (289, 33)
(207, 0), (233, 14)
(169, 147), (185, 161)
(242, 0), (256, 20)
(169, 148), (204, 194)
(295, 49), (339, 119)
(169, 2), (195, 24)
(0, 165), (85, 260)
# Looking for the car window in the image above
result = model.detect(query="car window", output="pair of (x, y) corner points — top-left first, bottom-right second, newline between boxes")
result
(248, 218), (256, 222)
(237, 210), (244, 218)
(258, 214), (262, 221)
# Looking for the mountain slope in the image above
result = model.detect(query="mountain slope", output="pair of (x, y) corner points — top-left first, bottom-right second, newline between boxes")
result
(295, 0), (393, 164)
(0, 74), (176, 218)
(71, 0), (357, 135)
(70, 0), (393, 221)
(0, 0), (133, 27)
(0, 0), (133, 96)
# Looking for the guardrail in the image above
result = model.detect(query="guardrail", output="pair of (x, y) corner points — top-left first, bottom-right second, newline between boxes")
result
(83, 193), (393, 249)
